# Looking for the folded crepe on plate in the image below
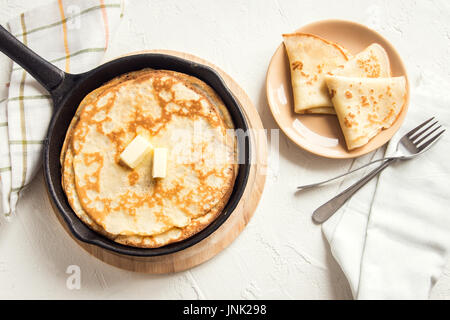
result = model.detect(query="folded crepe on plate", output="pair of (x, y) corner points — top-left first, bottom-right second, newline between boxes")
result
(325, 75), (407, 150)
(321, 43), (392, 115)
(332, 43), (391, 78)
(283, 33), (350, 114)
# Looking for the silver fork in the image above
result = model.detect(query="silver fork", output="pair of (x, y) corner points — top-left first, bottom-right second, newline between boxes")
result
(299, 117), (443, 191)
(312, 117), (446, 224)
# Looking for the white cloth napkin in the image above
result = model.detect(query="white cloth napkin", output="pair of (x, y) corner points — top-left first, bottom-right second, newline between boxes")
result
(323, 92), (450, 299)
(0, 0), (124, 217)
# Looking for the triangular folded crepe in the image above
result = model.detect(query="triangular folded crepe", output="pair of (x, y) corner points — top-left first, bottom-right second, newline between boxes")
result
(332, 43), (391, 78)
(315, 43), (392, 115)
(325, 75), (407, 150)
(283, 33), (350, 114)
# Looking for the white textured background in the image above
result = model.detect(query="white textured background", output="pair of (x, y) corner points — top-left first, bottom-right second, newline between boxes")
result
(0, 0), (449, 299)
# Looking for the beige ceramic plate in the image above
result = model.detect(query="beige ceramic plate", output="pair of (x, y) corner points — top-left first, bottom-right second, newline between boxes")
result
(266, 19), (410, 158)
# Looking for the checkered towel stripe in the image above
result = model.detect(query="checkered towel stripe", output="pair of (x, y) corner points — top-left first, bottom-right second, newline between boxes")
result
(0, 0), (123, 216)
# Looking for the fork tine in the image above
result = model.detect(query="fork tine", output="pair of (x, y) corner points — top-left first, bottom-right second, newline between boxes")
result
(410, 120), (438, 142)
(406, 117), (435, 138)
(414, 125), (441, 146)
(417, 129), (446, 151)
(405, 117), (434, 138)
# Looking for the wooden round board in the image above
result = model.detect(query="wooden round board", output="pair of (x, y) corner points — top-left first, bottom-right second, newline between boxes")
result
(49, 50), (267, 273)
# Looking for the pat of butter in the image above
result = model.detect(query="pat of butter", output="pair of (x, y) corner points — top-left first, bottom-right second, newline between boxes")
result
(120, 135), (152, 169)
(152, 148), (168, 178)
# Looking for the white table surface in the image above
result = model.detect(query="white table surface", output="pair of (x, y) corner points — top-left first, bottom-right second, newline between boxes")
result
(1, 0), (449, 299)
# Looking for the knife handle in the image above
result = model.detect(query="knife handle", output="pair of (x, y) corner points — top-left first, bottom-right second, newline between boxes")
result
(312, 158), (395, 224)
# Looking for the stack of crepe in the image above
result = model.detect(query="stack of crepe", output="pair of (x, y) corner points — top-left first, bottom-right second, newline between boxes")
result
(283, 33), (407, 150)
(61, 69), (237, 248)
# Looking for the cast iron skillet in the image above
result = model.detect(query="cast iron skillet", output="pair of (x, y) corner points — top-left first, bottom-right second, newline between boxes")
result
(0, 25), (251, 257)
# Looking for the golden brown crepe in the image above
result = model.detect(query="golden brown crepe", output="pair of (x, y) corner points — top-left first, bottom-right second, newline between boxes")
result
(283, 33), (350, 114)
(332, 43), (391, 78)
(61, 69), (237, 248)
(325, 75), (407, 150)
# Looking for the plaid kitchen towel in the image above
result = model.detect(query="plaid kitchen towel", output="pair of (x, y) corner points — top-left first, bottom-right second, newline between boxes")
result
(0, 0), (124, 217)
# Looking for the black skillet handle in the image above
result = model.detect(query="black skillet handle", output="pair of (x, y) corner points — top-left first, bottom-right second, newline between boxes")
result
(0, 24), (66, 94)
